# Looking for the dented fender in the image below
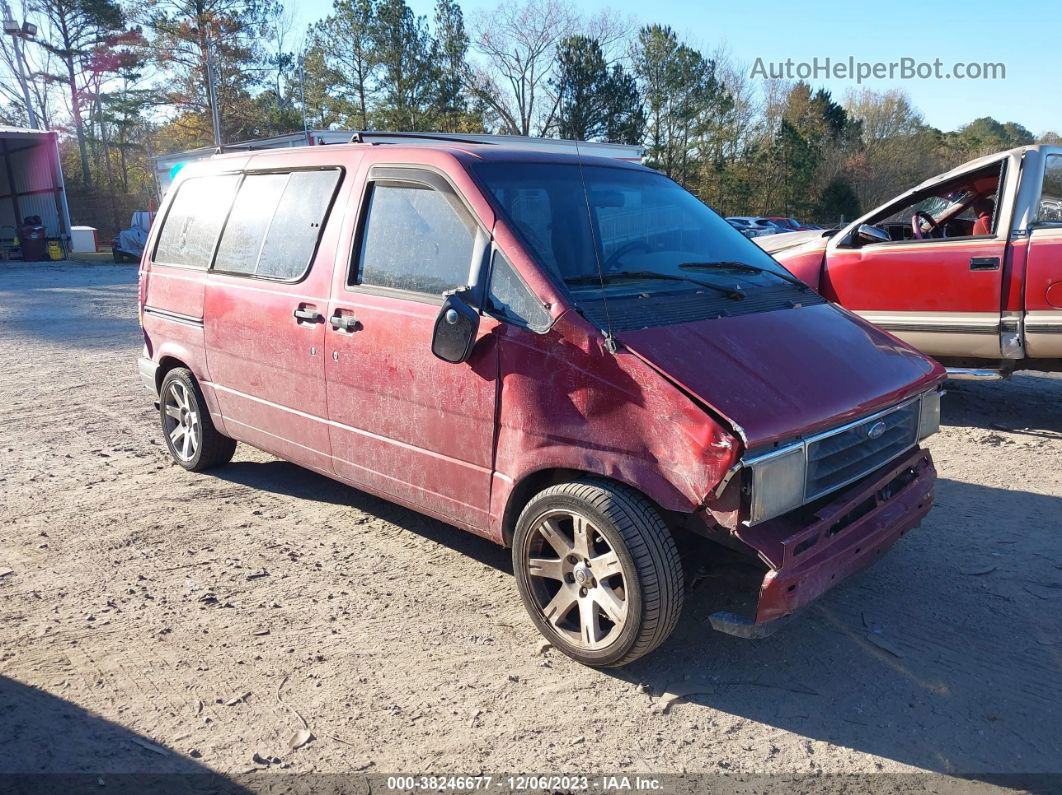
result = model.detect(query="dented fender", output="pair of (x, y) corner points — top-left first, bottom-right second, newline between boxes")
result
(488, 311), (741, 536)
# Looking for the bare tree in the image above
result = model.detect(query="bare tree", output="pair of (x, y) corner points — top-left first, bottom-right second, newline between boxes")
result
(844, 88), (943, 208)
(467, 0), (576, 136)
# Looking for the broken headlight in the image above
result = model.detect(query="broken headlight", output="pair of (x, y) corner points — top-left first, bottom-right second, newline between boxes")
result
(918, 388), (942, 441)
(747, 443), (806, 526)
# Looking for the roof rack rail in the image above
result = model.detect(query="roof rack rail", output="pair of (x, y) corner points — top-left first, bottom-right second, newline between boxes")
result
(350, 131), (497, 146)
(348, 131), (645, 162)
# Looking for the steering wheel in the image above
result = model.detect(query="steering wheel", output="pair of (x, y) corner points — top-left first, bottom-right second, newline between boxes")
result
(603, 240), (651, 271)
(912, 210), (938, 240)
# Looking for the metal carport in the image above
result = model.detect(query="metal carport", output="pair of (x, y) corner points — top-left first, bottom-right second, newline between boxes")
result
(0, 126), (72, 255)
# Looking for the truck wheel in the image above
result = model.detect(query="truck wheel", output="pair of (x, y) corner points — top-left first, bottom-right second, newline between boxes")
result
(513, 479), (684, 667)
(159, 368), (236, 471)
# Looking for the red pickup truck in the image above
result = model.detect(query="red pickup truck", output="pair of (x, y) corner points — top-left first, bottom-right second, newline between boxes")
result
(761, 145), (1062, 379)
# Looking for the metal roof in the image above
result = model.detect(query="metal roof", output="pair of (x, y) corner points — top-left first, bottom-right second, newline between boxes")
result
(0, 126), (57, 137)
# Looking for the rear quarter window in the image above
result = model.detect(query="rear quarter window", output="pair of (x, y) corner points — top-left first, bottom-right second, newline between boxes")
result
(214, 169), (342, 281)
(153, 174), (240, 268)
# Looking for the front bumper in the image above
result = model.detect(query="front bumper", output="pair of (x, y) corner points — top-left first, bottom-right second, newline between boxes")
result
(709, 445), (935, 637)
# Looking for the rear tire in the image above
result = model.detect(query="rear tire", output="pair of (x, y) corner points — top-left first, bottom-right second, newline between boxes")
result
(513, 479), (684, 667)
(159, 368), (235, 471)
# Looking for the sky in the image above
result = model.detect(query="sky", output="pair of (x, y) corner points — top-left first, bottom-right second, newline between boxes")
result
(287, 0), (1059, 135)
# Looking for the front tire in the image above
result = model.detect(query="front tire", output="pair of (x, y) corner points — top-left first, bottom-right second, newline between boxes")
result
(513, 479), (684, 667)
(159, 368), (236, 471)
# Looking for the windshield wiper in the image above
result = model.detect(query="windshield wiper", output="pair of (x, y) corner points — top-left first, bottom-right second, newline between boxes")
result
(679, 261), (810, 290)
(564, 271), (744, 300)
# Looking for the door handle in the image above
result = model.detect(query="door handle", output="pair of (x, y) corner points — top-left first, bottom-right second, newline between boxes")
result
(329, 313), (360, 332)
(293, 307), (324, 323)
(970, 257), (1000, 271)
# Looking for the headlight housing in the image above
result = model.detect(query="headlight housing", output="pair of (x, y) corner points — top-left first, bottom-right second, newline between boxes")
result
(743, 387), (940, 526)
(918, 388), (942, 441)
(747, 444), (806, 526)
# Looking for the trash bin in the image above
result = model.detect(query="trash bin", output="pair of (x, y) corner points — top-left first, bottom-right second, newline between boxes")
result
(18, 221), (47, 261)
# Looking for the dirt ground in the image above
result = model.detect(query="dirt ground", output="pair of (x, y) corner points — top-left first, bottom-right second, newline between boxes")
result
(1, 261), (1060, 787)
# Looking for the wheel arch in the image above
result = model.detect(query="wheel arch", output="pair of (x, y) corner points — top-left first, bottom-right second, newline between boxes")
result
(154, 352), (225, 430)
(499, 467), (689, 549)
(155, 355), (189, 392)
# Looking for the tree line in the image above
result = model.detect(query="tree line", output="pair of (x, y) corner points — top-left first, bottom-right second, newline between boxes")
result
(0, 0), (1057, 230)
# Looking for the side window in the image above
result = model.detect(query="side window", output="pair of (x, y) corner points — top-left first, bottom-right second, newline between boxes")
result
(153, 174), (240, 268)
(214, 173), (288, 274)
(259, 171), (343, 278)
(486, 250), (551, 332)
(356, 182), (475, 295)
(214, 169), (342, 280)
(1038, 154), (1062, 223)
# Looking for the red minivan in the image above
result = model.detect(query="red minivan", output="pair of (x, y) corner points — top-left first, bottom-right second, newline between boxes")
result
(138, 135), (945, 666)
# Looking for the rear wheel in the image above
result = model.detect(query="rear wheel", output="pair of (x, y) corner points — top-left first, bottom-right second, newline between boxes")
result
(159, 368), (235, 471)
(513, 479), (684, 667)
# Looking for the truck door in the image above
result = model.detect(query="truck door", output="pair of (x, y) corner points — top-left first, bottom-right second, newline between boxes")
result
(821, 160), (1011, 360)
(1024, 150), (1062, 358)
(324, 166), (500, 533)
(203, 165), (347, 474)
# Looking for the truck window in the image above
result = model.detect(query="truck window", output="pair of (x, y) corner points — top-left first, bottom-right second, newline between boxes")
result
(214, 169), (342, 280)
(1038, 154), (1062, 223)
(356, 183), (476, 295)
(153, 174), (240, 268)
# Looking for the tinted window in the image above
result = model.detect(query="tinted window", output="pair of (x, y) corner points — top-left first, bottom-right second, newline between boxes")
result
(1039, 154), (1062, 223)
(154, 174), (240, 268)
(214, 169), (341, 280)
(357, 183), (476, 295)
(486, 250), (550, 332)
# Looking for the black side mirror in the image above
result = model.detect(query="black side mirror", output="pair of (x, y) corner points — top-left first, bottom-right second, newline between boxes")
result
(432, 291), (480, 364)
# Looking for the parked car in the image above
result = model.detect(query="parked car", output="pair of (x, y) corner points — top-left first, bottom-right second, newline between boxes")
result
(725, 216), (774, 237)
(138, 134), (944, 666)
(760, 145), (1062, 379)
(761, 216), (813, 232)
(725, 218), (758, 238)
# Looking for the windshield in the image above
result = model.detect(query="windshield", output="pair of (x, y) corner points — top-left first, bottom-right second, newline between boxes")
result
(472, 163), (796, 293)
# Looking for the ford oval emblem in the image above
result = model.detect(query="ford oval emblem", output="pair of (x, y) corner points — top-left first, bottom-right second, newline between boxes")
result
(867, 420), (887, 440)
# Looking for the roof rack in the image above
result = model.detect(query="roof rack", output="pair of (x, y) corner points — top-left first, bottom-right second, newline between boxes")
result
(348, 131), (645, 161)
(350, 131), (497, 146)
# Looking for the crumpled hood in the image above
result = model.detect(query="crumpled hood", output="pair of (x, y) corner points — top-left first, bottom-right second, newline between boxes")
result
(620, 303), (943, 448)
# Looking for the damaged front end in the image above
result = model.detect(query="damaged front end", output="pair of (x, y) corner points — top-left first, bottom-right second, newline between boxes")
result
(693, 393), (940, 638)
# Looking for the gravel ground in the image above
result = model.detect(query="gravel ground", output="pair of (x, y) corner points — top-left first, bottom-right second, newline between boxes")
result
(1, 261), (1060, 788)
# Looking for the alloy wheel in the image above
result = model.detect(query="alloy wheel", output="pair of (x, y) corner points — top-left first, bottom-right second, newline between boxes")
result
(521, 509), (629, 650)
(162, 380), (200, 462)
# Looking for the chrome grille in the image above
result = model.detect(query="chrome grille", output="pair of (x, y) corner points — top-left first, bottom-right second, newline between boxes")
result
(804, 402), (919, 501)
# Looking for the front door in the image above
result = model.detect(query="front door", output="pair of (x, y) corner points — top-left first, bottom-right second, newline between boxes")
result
(324, 166), (499, 533)
(822, 161), (1011, 360)
(204, 165), (348, 474)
